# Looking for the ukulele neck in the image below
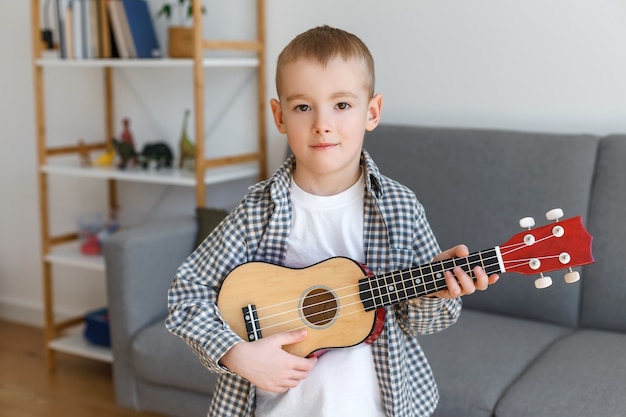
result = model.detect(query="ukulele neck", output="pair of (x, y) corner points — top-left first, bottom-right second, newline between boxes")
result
(358, 247), (502, 310)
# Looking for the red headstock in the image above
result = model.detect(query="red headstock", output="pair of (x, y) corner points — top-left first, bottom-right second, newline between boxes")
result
(497, 215), (594, 278)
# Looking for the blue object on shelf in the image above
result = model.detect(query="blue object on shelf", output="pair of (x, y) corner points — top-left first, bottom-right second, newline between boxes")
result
(122, 0), (161, 58)
(84, 308), (111, 347)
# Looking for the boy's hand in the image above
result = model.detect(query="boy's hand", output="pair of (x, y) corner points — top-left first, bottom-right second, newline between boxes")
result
(430, 244), (499, 299)
(220, 329), (317, 393)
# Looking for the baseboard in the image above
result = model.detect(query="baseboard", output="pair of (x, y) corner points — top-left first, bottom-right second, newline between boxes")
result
(0, 297), (82, 328)
(0, 297), (44, 326)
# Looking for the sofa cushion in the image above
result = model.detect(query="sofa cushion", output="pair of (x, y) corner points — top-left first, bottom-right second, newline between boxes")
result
(195, 207), (229, 248)
(365, 125), (599, 327)
(419, 309), (572, 417)
(495, 329), (626, 417)
(581, 135), (626, 332)
(132, 319), (217, 396)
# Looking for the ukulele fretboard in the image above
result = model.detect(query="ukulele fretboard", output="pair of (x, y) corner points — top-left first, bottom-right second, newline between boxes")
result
(358, 248), (502, 310)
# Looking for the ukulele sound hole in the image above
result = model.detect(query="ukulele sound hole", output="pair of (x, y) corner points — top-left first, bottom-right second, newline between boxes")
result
(301, 287), (338, 328)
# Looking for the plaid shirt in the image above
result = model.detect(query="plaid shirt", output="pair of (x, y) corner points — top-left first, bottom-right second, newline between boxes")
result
(167, 150), (462, 416)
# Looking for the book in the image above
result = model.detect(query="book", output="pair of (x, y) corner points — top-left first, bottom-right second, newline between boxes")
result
(84, 0), (102, 58)
(72, 0), (84, 58)
(121, 0), (161, 58)
(115, 0), (137, 57)
(55, 0), (70, 58)
(107, 0), (130, 58)
(64, 2), (74, 59)
(98, 0), (112, 58)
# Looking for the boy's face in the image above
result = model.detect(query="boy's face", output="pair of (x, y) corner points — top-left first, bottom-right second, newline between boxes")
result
(271, 56), (382, 195)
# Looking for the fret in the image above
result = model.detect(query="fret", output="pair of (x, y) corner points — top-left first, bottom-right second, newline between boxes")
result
(385, 272), (400, 305)
(376, 274), (389, 306)
(483, 248), (502, 275)
(421, 264), (438, 295)
(419, 264), (428, 296)
(405, 269), (418, 299)
(397, 269), (409, 301)
(467, 253), (482, 278)
(478, 251), (485, 276)
(434, 261), (447, 291)
(359, 277), (376, 311)
(464, 255), (472, 277)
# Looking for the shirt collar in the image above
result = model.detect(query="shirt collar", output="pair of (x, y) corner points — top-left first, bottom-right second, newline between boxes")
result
(361, 149), (384, 200)
(252, 150), (385, 201)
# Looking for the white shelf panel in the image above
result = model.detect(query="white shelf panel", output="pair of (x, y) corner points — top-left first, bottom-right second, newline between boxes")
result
(49, 326), (113, 363)
(35, 57), (259, 68)
(41, 162), (258, 187)
(45, 241), (105, 271)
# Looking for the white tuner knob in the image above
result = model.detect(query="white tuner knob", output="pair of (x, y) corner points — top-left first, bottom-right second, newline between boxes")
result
(564, 270), (580, 284)
(524, 234), (535, 246)
(519, 217), (535, 229)
(546, 208), (564, 221)
(529, 258), (541, 270)
(535, 275), (553, 289)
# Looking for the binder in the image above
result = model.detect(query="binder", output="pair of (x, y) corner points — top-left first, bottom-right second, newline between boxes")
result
(121, 0), (161, 58)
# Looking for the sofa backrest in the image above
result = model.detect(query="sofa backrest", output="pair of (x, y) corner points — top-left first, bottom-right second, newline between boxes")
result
(364, 124), (599, 327)
(581, 135), (626, 333)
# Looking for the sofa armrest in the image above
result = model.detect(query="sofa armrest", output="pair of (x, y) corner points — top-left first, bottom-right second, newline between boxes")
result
(104, 217), (197, 408)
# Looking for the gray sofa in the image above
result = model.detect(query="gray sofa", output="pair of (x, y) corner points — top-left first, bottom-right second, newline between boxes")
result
(104, 124), (626, 417)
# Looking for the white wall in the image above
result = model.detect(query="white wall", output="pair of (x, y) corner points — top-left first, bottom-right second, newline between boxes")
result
(1, 0), (625, 326)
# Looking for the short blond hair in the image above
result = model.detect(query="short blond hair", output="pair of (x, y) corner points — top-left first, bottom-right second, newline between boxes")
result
(275, 25), (375, 98)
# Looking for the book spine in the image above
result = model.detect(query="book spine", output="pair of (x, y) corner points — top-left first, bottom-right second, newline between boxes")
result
(115, 0), (136, 57)
(107, 0), (129, 58)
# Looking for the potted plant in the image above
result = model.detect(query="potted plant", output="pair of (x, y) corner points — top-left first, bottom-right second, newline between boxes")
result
(157, 0), (206, 58)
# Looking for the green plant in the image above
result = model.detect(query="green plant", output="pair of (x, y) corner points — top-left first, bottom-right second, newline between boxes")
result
(157, 0), (206, 26)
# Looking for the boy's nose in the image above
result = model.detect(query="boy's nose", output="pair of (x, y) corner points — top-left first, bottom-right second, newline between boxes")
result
(313, 112), (332, 135)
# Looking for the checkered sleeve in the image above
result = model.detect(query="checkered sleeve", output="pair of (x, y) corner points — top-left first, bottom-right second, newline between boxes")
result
(401, 202), (462, 335)
(165, 203), (251, 374)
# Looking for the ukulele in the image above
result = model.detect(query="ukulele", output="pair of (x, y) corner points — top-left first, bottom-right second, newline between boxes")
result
(217, 209), (594, 358)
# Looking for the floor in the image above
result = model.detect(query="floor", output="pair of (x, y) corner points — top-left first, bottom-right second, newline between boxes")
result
(0, 319), (163, 417)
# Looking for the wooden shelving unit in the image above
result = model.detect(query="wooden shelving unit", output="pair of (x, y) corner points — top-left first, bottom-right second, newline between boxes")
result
(30, 0), (267, 371)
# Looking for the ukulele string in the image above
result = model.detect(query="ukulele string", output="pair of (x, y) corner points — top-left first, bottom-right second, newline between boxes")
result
(254, 241), (519, 319)
(250, 239), (558, 335)
(251, 254), (497, 334)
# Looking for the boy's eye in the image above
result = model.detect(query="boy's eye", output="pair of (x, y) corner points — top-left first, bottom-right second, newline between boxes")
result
(336, 102), (351, 110)
(294, 104), (310, 112)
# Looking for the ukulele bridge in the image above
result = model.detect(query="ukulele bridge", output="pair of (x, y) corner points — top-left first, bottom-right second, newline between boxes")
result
(242, 304), (262, 341)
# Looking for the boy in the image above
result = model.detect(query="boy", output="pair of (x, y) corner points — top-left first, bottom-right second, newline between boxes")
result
(167, 25), (499, 416)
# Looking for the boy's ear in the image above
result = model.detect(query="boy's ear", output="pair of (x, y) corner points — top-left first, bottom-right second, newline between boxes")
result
(270, 98), (287, 134)
(366, 93), (383, 131)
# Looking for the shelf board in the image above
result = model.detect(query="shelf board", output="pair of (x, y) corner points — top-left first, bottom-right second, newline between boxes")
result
(49, 326), (113, 363)
(41, 162), (258, 187)
(45, 241), (105, 271)
(35, 57), (259, 68)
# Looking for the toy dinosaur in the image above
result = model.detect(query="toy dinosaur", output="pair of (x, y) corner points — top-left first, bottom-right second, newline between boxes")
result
(112, 138), (139, 169)
(178, 109), (195, 170)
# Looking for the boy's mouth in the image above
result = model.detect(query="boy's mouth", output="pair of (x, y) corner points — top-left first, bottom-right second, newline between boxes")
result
(310, 142), (337, 150)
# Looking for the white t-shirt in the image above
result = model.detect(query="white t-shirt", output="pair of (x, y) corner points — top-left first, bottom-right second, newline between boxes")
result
(255, 171), (385, 417)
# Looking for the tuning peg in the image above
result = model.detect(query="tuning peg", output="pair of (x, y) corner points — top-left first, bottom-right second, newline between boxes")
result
(534, 273), (553, 289)
(564, 269), (580, 284)
(546, 208), (564, 222)
(519, 217), (535, 229)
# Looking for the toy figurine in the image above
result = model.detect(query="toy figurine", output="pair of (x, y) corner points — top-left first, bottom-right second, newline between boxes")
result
(140, 142), (174, 169)
(112, 138), (139, 169)
(120, 118), (135, 147)
(93, 149), (115, 167)
(178, 109), (195, 170)
(77, 140), (92, 167)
